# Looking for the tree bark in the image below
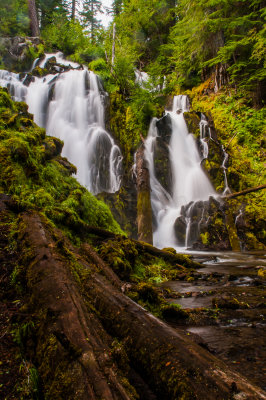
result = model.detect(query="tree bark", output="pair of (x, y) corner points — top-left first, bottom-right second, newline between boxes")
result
(136, 144), (153, 245)
(27, 0), (40, 37)
(71, 0), (76, 20)
(111, 23), (116, 73)
(223, 184), (266, 200)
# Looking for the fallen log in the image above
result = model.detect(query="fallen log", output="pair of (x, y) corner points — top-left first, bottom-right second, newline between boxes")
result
(18, 211), (266, 400)
(18, 212), (133, 400)
(223, 184), (266, 200)
(82, 224), (199, 268)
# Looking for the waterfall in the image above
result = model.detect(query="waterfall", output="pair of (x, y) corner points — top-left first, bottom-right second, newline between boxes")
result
(199, 114), (209, 160)
(0, 53), (122, 195)
(145, 95), (217, 249)
(221, 145), (231, 195)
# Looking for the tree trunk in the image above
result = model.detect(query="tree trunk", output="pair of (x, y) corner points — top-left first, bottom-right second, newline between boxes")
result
(71, 0), (76, 20)
(111, 23), (116, 73)
(136, 144), (153, 245)
(27, 0), (40, 37)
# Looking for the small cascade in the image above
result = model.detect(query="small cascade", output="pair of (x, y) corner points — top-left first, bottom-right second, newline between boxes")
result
(145, 95), (218, 249)
(199, 114), (209, 160)
(0, 70), (27, 101)
(221, 145), (231, 195)
(0, 54), (122, 195)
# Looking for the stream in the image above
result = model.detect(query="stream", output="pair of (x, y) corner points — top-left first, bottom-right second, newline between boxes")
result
(162, 250), (266, 390)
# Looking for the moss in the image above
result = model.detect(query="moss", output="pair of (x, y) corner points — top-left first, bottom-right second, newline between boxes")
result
(225, 212), (241, 251)
(186, 84), (265, 249)
(258, 268), (266, 279)
(200, 232), (209, 245)
(32, 66), (48, 77)
(137, 190), (153, 244)
(161, 304), (189, 320)
(99, 238), (138, 279)
(0, 88), (123, 242)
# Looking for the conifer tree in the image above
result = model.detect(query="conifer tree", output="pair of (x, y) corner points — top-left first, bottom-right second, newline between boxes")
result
(80, 0), (102, 39)
(112, 0), (122, 15)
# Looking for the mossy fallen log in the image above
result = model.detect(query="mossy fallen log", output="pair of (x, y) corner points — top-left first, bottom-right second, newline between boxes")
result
(17, 210), (266, 400)
(223, 184), (266, 200)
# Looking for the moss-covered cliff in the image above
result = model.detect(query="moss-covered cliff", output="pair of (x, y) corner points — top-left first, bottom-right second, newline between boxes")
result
(0, 88), (123, 244)
(185, 79), (265, 250)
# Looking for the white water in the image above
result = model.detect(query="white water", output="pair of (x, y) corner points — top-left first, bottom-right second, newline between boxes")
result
(0, 54), (122, 195)
(145, 95), (217, 249)
(199, 114), (209, 160)
(221, 145), (231, 195)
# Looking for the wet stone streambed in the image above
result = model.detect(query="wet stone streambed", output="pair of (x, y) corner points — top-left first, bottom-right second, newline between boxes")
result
(161, 251), (266, 390)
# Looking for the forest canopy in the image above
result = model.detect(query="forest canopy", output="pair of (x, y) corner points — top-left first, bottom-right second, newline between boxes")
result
(0, 0), (265, 99)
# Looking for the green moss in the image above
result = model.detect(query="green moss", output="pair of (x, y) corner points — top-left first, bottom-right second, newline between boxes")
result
(225, 212), (241, 251)
(0, 88), (123, 243)
(32, 66), (48, 77)
(200, 232), (209, 245)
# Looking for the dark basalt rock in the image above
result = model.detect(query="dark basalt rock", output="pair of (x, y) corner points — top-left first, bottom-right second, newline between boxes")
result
(57, 157), (77, 175)
(156, 114), (172, 144)
(174, 197), (232, 250)
(153, 137), (172, 195)
(21, 73), (35, 87)
(174, 216), (187, 245)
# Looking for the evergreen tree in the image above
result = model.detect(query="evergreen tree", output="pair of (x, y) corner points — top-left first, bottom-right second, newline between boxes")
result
(168, 0), (266, 92)
(37, 0), (69, 27)
(80, 0), (102, 39)
(112, 0), (123, 15)
(0, 0), (30, 36)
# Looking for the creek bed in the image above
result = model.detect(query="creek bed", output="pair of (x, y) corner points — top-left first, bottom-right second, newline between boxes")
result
(161, 251), (266, 390)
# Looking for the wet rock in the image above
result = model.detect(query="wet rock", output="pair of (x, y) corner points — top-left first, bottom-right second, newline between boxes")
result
(174, 216), (187, 246)
(174, 197), (233, 250)
(183, 111), (201, 136)
(43, 137), (64, 160)
(155, 114), (172, 144)
(57, 157), (77, 175)
(153, 136), (172, 194)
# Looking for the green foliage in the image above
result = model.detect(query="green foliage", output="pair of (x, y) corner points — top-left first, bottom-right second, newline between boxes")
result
(41, 17), (88, 55)
(80, 0), (103, 38)
(0, 0), (30, 36)
(190, 86), (265, 190)
(0, 88), (123, 242)
(38, 0), (69, 28)
(189, 85), (266, 248)
(168, 0), (265, 91)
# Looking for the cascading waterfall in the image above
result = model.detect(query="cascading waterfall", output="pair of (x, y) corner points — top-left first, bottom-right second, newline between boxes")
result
(221, 145), (231, 195)
(199, 114), (209, 160)
(0, 53), (122, 195)
(145, 95), (217, 249)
